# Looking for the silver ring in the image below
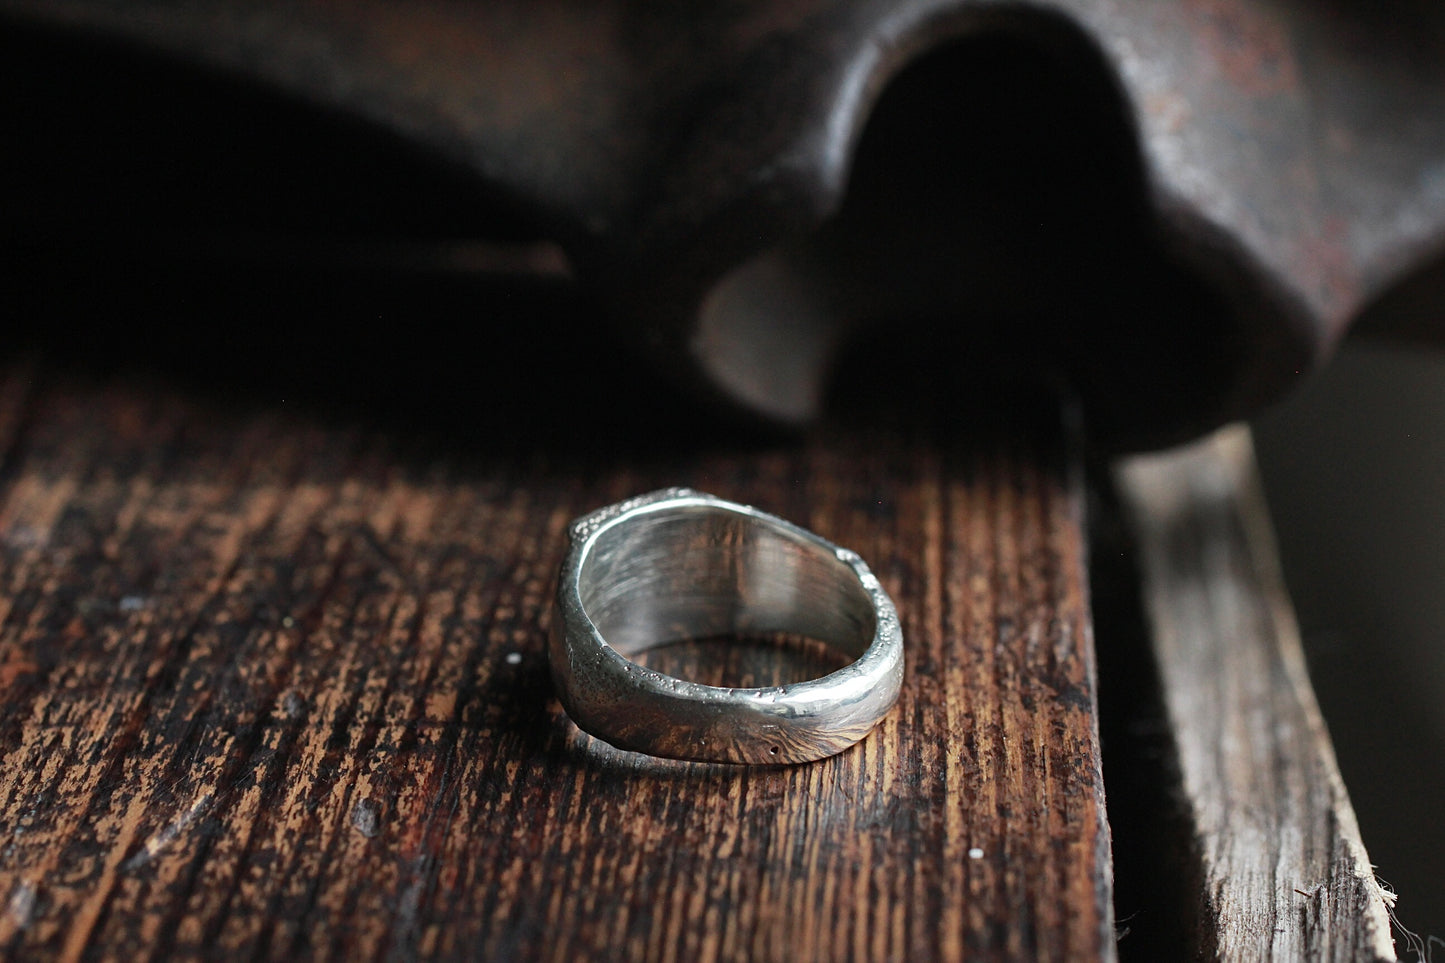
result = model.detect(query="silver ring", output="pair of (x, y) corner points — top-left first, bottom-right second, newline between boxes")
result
(549, 488), (904, 764)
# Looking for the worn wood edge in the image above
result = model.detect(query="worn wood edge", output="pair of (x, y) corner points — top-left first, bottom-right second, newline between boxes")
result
(1114, 425), (1396, 963)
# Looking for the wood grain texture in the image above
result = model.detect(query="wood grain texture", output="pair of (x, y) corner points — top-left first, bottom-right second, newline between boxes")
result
(1115, 426), (1396, 962)
(0, 365), (1113, 961)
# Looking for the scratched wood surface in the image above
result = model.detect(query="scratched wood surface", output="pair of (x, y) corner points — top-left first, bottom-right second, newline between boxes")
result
(1114, 428), (1396, 962)
(0, 361), (1113, 961)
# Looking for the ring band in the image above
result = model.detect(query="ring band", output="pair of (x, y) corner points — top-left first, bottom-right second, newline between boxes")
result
(549, 488), (904, 764)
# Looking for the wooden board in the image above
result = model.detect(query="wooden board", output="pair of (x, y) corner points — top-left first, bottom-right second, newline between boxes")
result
(1114, 427), (1396, 962)
(0, 364), (1113, 961)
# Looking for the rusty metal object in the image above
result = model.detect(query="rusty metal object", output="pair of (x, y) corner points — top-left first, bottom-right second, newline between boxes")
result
(3, 0), (1444, 448)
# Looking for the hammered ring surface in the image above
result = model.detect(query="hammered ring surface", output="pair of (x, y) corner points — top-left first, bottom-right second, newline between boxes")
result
(549, 488), (904, 764)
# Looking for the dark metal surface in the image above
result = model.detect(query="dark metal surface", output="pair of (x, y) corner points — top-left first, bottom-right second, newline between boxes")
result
(4, 0), (1444, 448)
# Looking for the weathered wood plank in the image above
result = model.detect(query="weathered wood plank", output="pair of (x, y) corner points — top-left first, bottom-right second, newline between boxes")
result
(0, 366), (1112, 961)
(1115, 426), (1395, 962)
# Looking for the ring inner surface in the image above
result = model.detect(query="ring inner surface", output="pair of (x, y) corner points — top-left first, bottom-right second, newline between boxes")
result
(578, 505), (876, 664)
